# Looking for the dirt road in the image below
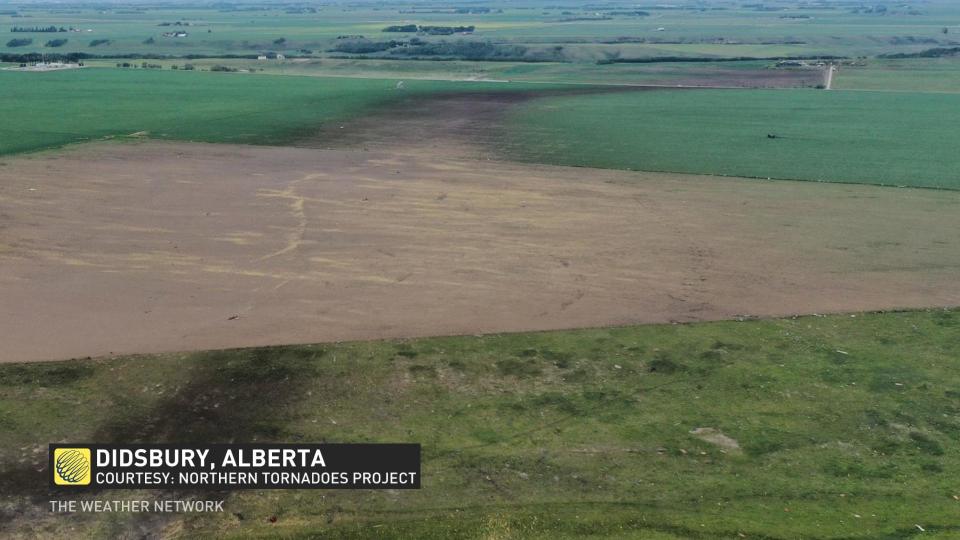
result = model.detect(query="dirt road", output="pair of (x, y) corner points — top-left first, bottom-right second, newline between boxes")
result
(824, 65), (835, 90)
(2, 141), (959, 362)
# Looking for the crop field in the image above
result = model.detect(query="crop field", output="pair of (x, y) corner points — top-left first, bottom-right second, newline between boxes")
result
(3, 309), (960, 538)
(1, 0), (959, 538)
(6, 70), (958, 190)
(834, 58), (960, 93)
(78, 57), (827, 88)
(502, 88), (960, 189)
(0, 69), (550, 156)
(3, 1), (960, 58)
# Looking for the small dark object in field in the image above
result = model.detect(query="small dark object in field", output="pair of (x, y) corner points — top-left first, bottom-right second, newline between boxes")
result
(227, 315), (239, 320)
(268, 515), (277, 523)
(767, 133), (778, 139)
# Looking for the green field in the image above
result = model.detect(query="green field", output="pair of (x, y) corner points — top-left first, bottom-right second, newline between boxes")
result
(0, 68), (537, 156)
(79, 56), (816, 87)
(502, 88), (960, 189)
(2, 310), (959, 538)
(3, 0), (960, 59)
(4, 69), (959, 191)
(3, 4), (960, 537)
(835, 58), (960, 93)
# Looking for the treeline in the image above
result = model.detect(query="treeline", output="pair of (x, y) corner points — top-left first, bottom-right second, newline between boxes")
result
(382, 24), (417, 33)
(607, 10), (650, 16)
(331, 39), (409, 54)
(556, 17), (612, 22)
(879, 47), (960, 59)
(598, 37), (807, 45)
(399, 7), (498, 14)
(331, 39), (565, 62)
(0, 52), (88, 63)
(116, 61), (163, 69)
(10, 26), (72, 33)
(393, 41), (563, 61)
(0, 52), (278, 63)
(5, 37), (71, 48)
(383, 25), (475, 35)
(597, 54), (846, 65)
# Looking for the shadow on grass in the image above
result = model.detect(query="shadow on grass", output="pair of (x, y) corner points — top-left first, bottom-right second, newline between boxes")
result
(0, 345), (325, 529)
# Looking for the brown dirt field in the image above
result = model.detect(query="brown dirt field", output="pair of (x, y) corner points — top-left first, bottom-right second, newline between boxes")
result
(676, 66), (827, 88)
(1, 140), (958, 363)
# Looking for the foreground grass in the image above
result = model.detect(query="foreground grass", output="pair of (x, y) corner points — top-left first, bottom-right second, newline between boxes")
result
(1, 310), (959, 538)
(502, 88), (960, 190)
(0, 68), (537, 156)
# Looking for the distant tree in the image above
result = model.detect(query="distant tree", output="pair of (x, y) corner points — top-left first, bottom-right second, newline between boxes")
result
(11, 25), (58, 33)
(944, 27), (950, 35)
(143, 37), (155, 44)
(383, 24), (418, 33)
(273, 37), (286, 45)
(6, 38), (32, 47)
(44, 38), (68, 48)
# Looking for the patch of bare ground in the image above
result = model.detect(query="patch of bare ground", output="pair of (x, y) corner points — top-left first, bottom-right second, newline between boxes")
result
(1, 140), (958, 362)
(690, 427), (742, 453)
(302, 80), (820, 160)
(674, 66), (827, 89)
(302, 88), (655, 159)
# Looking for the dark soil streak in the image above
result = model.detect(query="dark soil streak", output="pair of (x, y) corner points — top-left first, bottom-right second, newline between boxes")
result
(301, 87), (666, 158)
(0, 346), (327, 536)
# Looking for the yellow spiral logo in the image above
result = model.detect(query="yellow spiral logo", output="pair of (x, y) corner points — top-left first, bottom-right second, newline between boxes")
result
(53, 448), (91, 485)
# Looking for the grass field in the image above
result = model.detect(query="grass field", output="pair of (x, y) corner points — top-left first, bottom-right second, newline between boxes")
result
(2, 3), (959, 537)
(79, 57), (823, 88)
(4, 69), (958, 190)
(2, 309), (959, 538)
(835, 58), (960, 93)
(3, 1), (960, 58)
(0, 68), (540, 156)
(502, 88), (960, 190)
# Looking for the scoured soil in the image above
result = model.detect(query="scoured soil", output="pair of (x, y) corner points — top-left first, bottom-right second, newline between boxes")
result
(1, 141), (958, 362)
